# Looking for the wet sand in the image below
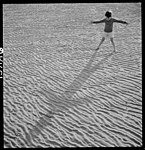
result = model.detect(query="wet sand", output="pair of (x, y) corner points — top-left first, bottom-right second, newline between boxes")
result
(3, 3), (142, 147)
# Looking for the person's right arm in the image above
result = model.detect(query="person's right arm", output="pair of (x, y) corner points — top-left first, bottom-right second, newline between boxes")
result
(113, 18), (128, 24)
(91, 19), (105, 24)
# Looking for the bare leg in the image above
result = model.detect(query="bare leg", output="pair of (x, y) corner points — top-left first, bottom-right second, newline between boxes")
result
(110, 38), (116, 52)
(96, 37), (105, 50)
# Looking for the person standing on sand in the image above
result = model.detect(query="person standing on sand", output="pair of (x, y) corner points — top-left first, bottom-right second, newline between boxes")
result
(91, 10), (128, 52)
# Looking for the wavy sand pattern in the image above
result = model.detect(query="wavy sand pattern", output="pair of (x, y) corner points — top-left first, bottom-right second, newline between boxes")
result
(3, 3), (142, 147)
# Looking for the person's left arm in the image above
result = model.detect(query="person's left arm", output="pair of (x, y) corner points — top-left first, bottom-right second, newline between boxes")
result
(91, 19), (105, 24)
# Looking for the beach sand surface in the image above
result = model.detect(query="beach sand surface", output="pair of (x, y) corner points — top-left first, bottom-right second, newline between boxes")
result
(3, 3), (142, 147)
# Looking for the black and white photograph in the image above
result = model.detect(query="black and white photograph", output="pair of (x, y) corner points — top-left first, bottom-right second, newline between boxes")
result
(3, 3), (142, 148)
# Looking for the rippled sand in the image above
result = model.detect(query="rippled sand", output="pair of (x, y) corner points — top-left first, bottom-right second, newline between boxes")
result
(3, 3), (142, 147)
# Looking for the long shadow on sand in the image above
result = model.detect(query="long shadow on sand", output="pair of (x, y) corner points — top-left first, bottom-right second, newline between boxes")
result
(25, 50), (114, 147)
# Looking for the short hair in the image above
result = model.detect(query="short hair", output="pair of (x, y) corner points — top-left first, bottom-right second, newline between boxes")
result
(105, 11), (112, 18)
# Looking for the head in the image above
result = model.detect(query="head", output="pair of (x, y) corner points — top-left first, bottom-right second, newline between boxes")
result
(105, 11), (112, 18)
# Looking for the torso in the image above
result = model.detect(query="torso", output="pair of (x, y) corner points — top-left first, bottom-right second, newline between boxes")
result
(104, 18), (114, 33)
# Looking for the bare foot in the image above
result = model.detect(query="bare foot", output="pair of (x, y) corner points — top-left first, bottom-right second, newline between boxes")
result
(113, 50), (116, 53)
(96, 47), (99, 51)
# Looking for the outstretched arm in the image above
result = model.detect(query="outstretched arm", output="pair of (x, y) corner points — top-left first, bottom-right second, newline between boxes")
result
(113, 18), (128, 24)
(91, 19), (105, 24)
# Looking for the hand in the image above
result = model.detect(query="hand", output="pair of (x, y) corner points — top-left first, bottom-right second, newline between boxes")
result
(125, 22), (129, 25)
(90, 21), (96, 24)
